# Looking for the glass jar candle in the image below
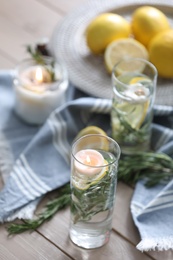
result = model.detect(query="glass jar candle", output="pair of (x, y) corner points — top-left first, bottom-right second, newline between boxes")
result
(13, 57), (68, 125)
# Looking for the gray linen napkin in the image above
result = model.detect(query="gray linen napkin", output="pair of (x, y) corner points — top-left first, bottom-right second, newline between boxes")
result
(0, 71), (110, 221)
(131, 106), (173, 251)
(0, 71), (173, 252)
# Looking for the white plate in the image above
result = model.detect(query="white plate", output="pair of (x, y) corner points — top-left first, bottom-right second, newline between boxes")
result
(50, 0), (173, 105)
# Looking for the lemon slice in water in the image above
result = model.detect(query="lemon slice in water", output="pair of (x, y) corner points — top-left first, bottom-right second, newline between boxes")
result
(130, 76), (151, 84)
(116, 76), (150, 129)
(73, 159), (108, 190)
(116, 101), (149, 130)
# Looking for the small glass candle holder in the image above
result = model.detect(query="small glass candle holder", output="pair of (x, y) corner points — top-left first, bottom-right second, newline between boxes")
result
(70, 134), (121, 249)
(111, 58), (157, 154)
(13, 57), (68, 125)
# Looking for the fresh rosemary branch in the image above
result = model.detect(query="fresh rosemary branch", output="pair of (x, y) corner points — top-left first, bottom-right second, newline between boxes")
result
(118, 152), (173, 187)
(27, 45), (45, 65)
(7, 184), (71, 235)
(71, 170), (115, 224)
(26, 45), (56, 81)
(7, 152), (173, 235)
(113, 107), (150, 144)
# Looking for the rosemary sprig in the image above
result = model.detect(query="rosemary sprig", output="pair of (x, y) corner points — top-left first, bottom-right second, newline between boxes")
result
(119, 113), (150, 143)
(7, 184), (71, 235)
(7, 152), (173, 235)
(26, 45), (56, 82)
(27, 45), (45, 65)
(118, 152), (173, 187)
(71, 170), (115, 224)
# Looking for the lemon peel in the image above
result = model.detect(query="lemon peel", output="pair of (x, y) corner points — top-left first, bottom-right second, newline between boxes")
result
(131, 6), (170, 47)
(75, 126), (107, 140)
(149, 29), (173, 78)
(116, 101), (149, 130)
(74, 126), (109, 151)
(129, 77), (151, 84)
(86, 13), (130, 54)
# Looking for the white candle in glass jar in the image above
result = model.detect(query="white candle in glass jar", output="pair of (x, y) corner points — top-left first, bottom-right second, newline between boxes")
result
(13, 58), (68, 125)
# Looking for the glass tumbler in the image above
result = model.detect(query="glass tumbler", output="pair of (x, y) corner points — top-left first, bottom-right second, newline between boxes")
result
(111, 58), (157, 154)
(69, 134), (121, 249)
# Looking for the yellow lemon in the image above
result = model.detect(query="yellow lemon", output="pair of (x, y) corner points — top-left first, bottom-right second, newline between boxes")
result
(149, 29), (173, 78)
(75, 126), (107, 139)
(74, 126), (108, 151)
(131, 6), (170, 47)
(104, 38), (149, 73)
(85, 13), (131, 54)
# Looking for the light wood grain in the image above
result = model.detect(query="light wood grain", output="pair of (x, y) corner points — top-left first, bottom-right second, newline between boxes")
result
(0, 224), (71, 260)
(35, 183), (153, 260)
(37, 207), (152, 260)
(0, 0), (62, 37)
(38, 0), (87, 14)
(113, 182), (140, 244)
(0, 54), (16, 69)
(0, 0), (63, 66)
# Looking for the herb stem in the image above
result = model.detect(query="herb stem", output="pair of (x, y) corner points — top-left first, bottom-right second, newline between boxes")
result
(7, 184), (71, 235)
(7, 151), (173, 235)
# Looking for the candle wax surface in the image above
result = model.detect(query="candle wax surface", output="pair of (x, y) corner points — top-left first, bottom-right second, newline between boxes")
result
(19, 66), (55, 93)
(74, 149), (105, 176)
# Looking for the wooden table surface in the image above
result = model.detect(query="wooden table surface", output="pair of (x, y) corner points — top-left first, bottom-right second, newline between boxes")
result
(0, 0), (173, 259)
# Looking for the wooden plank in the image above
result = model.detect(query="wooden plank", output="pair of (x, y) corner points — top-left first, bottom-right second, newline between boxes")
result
(0, 0), (62, 38)
(36, 182), (171, 260)
(0, 53), (15, 70)
(113, 182), (140, 244)
(0, 224), (71, 260)
(0, 0), (62, 63)
(0, 175), (4, 189)
(0, 16), (36, 62)
(37, 0), (87, 14)
(151, 250), (173, 260)
(37, 207), (152, 260)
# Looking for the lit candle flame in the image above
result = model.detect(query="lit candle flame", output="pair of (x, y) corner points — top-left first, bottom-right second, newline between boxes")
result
(35, 67), (43, 83)
(86, 155), (91, 165)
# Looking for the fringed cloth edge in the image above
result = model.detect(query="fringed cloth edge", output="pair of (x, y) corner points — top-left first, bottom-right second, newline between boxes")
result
(137, 237), (173, 252)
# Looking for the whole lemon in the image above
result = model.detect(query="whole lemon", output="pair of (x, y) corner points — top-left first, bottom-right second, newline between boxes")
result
(149, 29), (173, 78)
(86, 13), (130, 54)
(131, 6), (170, 47)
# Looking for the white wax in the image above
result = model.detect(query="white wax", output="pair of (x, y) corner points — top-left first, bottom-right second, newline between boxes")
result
(14, 65), (68, 124)
(74, 149), (105, 176)
(20, 66), (52, 90)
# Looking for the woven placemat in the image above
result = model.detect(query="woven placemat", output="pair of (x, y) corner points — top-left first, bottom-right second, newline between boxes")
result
(50, 0), (173, 105)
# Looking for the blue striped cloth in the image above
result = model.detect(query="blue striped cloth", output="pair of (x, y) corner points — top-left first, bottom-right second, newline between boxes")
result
(131, 104), (173, 251)
(0, 71), (173, 251)
(0, 71), (111, 221)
